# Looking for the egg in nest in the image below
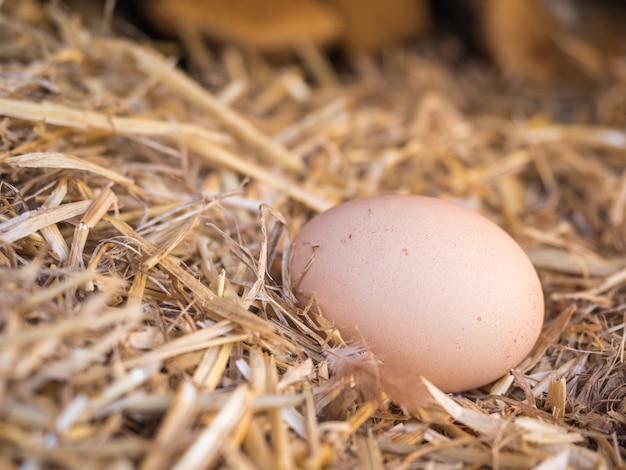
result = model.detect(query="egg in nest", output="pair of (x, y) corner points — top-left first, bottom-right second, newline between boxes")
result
(290, 195), (544, 409)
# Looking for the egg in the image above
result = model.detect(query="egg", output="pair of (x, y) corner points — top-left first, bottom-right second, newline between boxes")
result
(290, 194), (544, 409)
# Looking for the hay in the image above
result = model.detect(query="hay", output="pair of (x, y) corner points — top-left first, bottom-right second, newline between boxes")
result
(1, 2), (625, 469)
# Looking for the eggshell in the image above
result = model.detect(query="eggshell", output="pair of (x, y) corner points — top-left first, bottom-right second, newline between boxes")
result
(290, 195), (544, 408)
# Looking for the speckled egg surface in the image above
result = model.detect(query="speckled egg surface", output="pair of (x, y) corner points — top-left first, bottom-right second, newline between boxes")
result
(290, 195), (544, 406)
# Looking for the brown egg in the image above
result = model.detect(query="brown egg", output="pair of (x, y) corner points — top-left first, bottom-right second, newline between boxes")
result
(291, 195), (544, 409)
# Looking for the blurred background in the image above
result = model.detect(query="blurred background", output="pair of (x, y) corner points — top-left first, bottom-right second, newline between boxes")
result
(10, 0), (626, 85)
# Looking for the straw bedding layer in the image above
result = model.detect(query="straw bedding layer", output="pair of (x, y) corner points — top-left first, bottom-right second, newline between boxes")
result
(1, 3), (625, 469)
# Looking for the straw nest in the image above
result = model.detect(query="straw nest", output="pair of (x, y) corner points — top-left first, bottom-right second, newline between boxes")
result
(1, 3), (625, 469)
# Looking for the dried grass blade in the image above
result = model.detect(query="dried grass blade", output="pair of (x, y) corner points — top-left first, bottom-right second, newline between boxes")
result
(242, 204), (279, 308)
(0, 199), (92, 244)
(302, 385), (324, 467)
(142, 215), (196, 270)
(469, 149), (531, 185)
(423, 378), (503, 436)
(533, 449), (570, 470)
(87, 363), (161, 415)
(117, 392), (303, 416)
(139, 381), (198, 470)
(190, 343), (230, 390)
(610, 170), (626, 225)
(355, 432), (384, 470)
(122, 320), (238, 369)
(515, 417), (584, 444)
(68, 185), (116, 269)
(273, 98), (346, 145)
(5, 152), (142, 194)
(127, 271), (147, 311)
(294, 41), (338, 89)
(584, 265), (626, 296)
(243, 418), (275, 469)
(172, 385), (251, 470)
(0, 98), (226, 142)
(522, 125), (626, 150)
(347, 400), (378, 432)
(267, 355), (294, 470)
(40, 181), (70, 261)
(525, 247), (626, 277)
(546, 378), (567, 420)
